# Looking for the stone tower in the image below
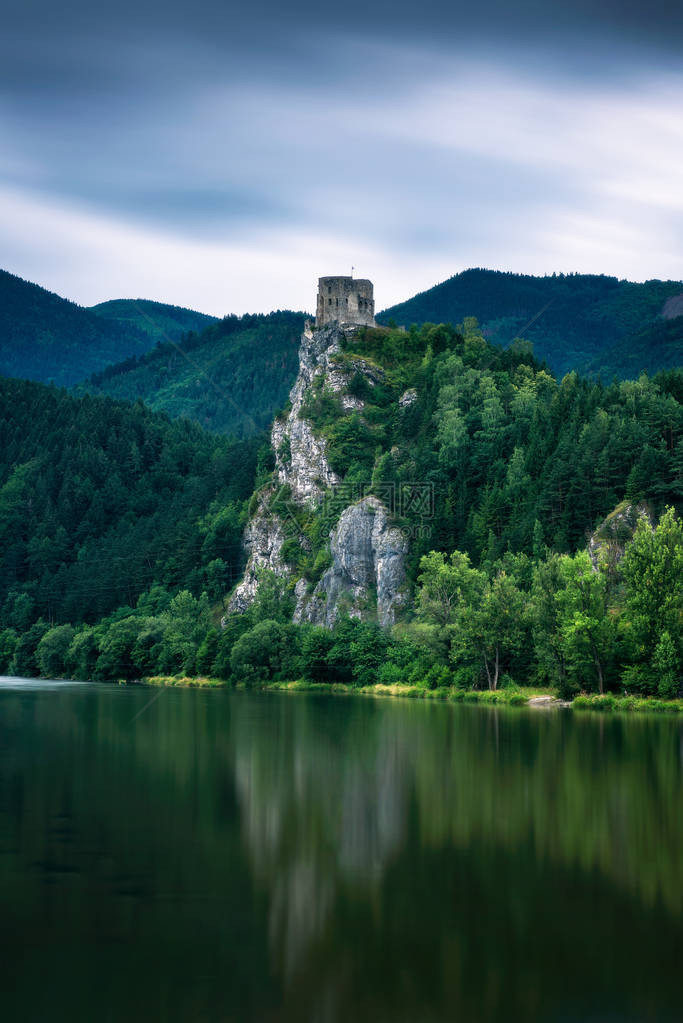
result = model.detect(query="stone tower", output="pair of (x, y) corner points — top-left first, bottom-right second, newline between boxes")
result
(316, 276), (376, 328)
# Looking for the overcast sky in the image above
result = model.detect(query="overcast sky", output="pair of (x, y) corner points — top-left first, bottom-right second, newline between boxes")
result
(1, 0), (681, 315)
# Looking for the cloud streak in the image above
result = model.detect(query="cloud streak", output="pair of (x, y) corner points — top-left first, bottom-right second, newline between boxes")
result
(0, 4), (681, 310)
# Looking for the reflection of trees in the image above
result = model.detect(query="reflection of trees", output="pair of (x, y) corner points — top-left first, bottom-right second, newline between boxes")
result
(230, 695), (683, 1017)
(3, 685), (681, 1022)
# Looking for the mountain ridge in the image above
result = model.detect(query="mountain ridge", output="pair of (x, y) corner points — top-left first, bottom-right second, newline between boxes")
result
(378, 268), (683, 378)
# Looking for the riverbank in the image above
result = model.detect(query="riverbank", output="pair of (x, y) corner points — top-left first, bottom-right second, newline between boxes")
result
(142, 676), (683, 713)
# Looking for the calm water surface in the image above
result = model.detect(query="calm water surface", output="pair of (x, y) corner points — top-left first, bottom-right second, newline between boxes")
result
(0, 679), (681, 1021)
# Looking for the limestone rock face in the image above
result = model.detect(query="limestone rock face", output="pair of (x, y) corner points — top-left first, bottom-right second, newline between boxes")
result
(229, 323), (409, 626)
(228, 494), (292, 613)
(296, 497), (408, 627)
(587, 500), (653, 572)
(398, 388), (417, 409)
(230, 325), (344, 612)
(271, 322), (343, 504)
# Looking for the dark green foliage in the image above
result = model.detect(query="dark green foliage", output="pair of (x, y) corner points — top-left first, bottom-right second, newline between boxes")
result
(328, 323), (682, 570)
(301, 627), (336, 683)
(229, 619), (301, 685)
(11, 621), (50, 678)
(0, 377), (260, 629)
(36, 624), (76, 679)
(0, 269), (160, 385)
(298, 616), (390, 687)
(3, 289), (681, 699)
(81, 311), (306, 437)
(378, 268), (683, 379)
(0, 628), (18, 672)
(584, 317), (683, 380)
(90, 298), (217, 345)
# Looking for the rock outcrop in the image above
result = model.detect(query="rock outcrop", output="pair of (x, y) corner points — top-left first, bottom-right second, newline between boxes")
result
(229, 323), (409, 626)
(588, 500), (653, 572)
(296, 497), (408, 627)
(270, 322), (343, 504)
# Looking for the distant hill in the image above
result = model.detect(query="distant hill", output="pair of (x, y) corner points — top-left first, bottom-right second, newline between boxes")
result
(583, 316), (683, 380)
(0, 375), (260, 627)
(80, 311), (306, 437)
(378, 269), (683, 378)
(0, 269), (163, 386)
(90, 298), (217, 345)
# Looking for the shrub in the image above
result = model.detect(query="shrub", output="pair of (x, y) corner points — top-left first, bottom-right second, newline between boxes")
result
(423, 664), (453, 690)
(0, 628), (18, 673)
(621, 663), (657, 696)
(301, 627), (335, 683)
(36, 624), (76, 679)
(11, 620), (51, 678)
(378, 662), (405, 685)
(557, 674), (580, 701)
(230, 619), (300, 685)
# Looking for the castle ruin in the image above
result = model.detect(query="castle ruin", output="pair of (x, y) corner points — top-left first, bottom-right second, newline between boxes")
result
(316, 276), (376, 328)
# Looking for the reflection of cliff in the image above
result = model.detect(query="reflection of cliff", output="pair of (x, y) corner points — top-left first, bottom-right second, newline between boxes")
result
(231, 696), (683, 976)
(230, 696), (412, 982)
(3, 684), (682, 1023)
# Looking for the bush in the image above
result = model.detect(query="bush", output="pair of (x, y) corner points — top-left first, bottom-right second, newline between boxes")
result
(377, 662), (405, 685)
(11, 620), (50, 678)
(36, 624), (76, 679)
(0, 628), (18, 673)
(557, 674), (580, 701)
(423, 664), (453, 690)
(229, 619), (300, 685)
(451, 665), (478, 690)
(66, 627), (100, 681)
(301, 627), (335, 683)
(621, 663), (657, 696)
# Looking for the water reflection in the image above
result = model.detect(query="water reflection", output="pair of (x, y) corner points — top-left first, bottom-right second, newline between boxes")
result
(228, 696), (682, 1021)
(0, 685), (681, 1022)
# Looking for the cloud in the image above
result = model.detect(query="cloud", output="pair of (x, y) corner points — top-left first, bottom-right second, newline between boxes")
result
(0, 183), (450, 313)
(0, 8), (681, 309)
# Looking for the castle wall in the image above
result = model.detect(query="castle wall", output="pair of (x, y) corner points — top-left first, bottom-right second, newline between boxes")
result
(316, 276), (376, 327)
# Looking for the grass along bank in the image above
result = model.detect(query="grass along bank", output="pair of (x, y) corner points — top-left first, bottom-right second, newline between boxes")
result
(138, 676), (683, 713)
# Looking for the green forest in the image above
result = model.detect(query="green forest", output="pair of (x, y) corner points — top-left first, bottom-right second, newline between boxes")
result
(81, 311), (305, 436)
(1, 318), (680, 703)
(77, 272), (683, 447)
(0, 270), (155, 385)
(379, 269), (683, 379)
(90, 297), (217, 345)
(0, 269), (217, 386)
(0, 378), (264, 676)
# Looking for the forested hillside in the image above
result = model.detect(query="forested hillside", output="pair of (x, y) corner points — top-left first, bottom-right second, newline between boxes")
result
(379, 269), (683, 378)
(81, 311), (306, 436)
(0, 378), (262, 634)
(0, 269), (160, 385)
(210, 319), (682, 698)
(1, 319), (680, 698)
(583, 317), (683, 380)
(90, 298), (217, 344)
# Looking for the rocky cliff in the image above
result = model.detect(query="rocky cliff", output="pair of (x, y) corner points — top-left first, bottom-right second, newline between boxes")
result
(229, 322), (408, 625)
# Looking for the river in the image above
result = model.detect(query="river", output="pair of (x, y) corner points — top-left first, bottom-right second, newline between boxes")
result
(0, 679), (681, 1021)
